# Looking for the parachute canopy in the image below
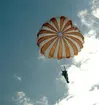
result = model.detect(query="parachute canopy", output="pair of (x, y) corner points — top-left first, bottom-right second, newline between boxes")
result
(37, 16), (84, 59)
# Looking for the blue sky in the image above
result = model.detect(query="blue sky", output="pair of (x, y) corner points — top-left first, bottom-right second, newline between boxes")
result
(1, 0), (99, 105)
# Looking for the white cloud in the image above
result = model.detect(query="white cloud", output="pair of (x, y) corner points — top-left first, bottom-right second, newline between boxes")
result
(12, 92), (49, 105)
(56, 88), (99, 105)
(77, 9), (95, 27)
(92, 8), (99, 18)
(14, 74), (21, 82)
(91, 0), (99, 18)
(36, 96), (49, 105)
(78, 9), (88, 17)
(12, 91), (33, 105)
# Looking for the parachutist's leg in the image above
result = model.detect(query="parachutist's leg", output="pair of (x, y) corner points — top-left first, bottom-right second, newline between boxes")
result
(66, 78), (69, 83)
(64, 76), (69, 83)
(67, 79), (69, 83)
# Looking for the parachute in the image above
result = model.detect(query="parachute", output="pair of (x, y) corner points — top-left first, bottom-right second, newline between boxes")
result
(37, 16), (84, 59)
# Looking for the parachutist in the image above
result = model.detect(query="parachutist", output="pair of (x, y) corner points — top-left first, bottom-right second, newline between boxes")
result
(61, 67), (69, 83)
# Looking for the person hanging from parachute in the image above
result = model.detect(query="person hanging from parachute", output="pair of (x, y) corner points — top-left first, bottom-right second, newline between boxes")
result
(37, 16), (84, 84)
(61, 66), (69, 83)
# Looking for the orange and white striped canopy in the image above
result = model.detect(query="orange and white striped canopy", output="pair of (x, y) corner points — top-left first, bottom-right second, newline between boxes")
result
(37, 16), (84, 59)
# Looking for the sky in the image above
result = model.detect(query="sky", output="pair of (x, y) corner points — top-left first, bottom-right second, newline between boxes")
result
(1, 0), (99, 105)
